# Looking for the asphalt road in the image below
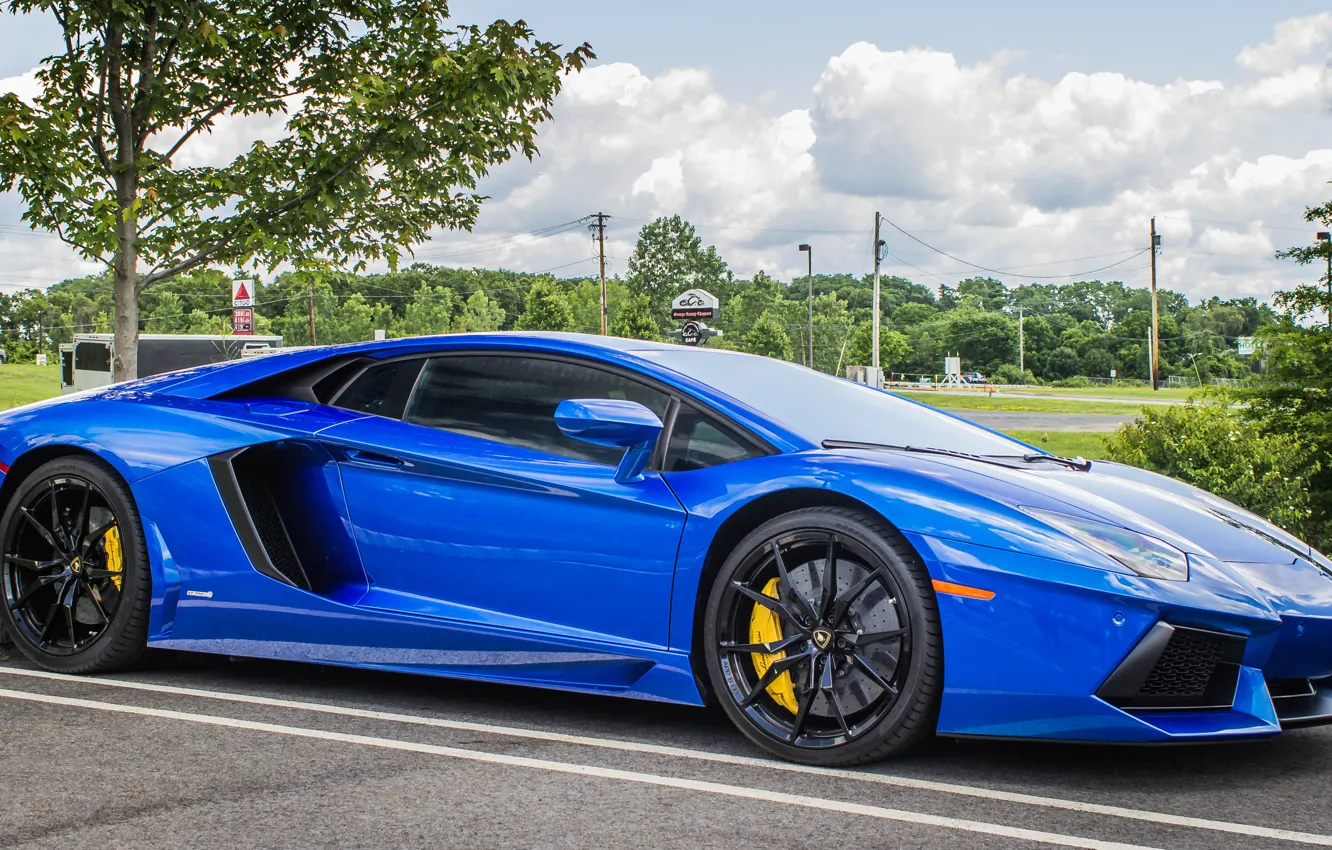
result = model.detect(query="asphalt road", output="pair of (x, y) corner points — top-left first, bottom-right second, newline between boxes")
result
(952, 411), (1138, 432)
(1, 651), (1329, 850)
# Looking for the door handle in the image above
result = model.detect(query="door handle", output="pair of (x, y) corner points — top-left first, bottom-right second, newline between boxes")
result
(345, 448), (404, 469)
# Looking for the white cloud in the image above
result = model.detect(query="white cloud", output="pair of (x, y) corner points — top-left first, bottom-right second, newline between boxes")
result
(3, 15), (1332, 306)
(1237, 12), (1332, 73)
(0, 69), (40, 102)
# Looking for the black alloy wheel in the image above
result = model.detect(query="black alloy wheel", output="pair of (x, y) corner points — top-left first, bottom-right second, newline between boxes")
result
(704, 507), (941, 765)
(0, 456), (150, 673)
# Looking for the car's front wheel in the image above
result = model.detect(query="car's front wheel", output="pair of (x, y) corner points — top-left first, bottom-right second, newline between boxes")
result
(703, 506), (941, 765)
(0, 456), (151, 673)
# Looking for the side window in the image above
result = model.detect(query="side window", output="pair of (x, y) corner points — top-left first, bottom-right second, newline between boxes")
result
(665, 404), (765, 472)
(403, 355), (671, 465)
(333, 359), (424, 419)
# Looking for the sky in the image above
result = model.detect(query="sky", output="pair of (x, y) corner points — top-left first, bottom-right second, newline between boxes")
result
(1, 2), (1330, 304)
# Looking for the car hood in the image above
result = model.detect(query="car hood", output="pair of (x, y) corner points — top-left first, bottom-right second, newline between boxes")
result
(855, 449), (1325, 570)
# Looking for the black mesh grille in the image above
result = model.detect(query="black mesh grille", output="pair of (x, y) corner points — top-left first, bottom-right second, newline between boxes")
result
(1138, 629), (1227, 698)
(228, 449), (311, 591)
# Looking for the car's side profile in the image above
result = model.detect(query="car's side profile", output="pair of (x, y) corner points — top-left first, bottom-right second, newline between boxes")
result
(1, 332), (1329, 766)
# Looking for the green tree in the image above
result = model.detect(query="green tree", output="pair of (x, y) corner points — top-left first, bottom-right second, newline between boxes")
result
(846, 325), (910, 370)
(515, 280), (574, 331)
(0, 2), (591, 378)
(740, 310), (793, 360)
(457, 289), (506, 333)
(1045, 346), (1080, 380)
(626, 215), (730, 326)
(396, 284), (456, 337)
(609, 293), (660, 341)
(144, 292), (185, 333)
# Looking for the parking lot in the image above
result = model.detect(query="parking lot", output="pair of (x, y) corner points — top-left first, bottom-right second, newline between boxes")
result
(1, 651), (1329, 850)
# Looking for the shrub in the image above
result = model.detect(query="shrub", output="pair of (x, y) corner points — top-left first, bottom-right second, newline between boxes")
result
(991, 364), (1037, 385)
(1104, 402), (1320, 542)
(1052, 376), (1096, 388)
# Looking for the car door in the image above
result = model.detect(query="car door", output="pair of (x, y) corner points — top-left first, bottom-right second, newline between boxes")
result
(317, 352), (688, 648)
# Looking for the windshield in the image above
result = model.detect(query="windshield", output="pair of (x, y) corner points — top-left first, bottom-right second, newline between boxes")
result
(634, 348), (1029, 455)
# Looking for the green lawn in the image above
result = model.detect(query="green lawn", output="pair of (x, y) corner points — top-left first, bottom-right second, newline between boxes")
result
(0, 364), (61, 411)
(995, 385), (1200, 401)
(896, 391), (1146, 415)
(1002, 430), (1115, 460)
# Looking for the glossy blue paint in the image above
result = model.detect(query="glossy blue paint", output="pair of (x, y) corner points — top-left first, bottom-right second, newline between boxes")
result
(1, 330), (1330, 744)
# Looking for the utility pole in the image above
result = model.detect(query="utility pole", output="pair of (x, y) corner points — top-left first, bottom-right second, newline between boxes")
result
(1018, 306), (1024, 374)
(798, 243), (813, 368)
(872, 212), (883, 376)
(590, 213), (611, 335)
(307, 284), (317, 346)
(1149, 217), (1161, 391)
(1317, 232), (1331, 330)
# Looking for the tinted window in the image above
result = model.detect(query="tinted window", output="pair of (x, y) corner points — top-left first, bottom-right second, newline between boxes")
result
(635, 348), (1026, 455)
(404, 355), (670, 465)
(334, 359), (424, 419)
(665, 404), (764, 472)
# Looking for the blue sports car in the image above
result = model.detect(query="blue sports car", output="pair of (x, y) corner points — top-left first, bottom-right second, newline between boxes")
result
(1, 332), (1330, 765)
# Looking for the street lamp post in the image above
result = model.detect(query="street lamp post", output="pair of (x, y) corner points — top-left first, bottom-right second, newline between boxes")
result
(1318, 232), (1331, 331)
(799, 243), (812, 368)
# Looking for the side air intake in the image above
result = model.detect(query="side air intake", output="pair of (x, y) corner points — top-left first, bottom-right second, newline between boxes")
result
(209, 447), (312, 590)
(1096, 622), (1246, 711)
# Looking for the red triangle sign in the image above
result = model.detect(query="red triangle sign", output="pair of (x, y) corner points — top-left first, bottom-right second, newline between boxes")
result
(234, 282), (251, 301)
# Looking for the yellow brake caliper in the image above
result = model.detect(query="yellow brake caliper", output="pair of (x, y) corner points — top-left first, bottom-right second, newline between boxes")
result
(103, 526), (124, 591)
(749, 578), (798, 713)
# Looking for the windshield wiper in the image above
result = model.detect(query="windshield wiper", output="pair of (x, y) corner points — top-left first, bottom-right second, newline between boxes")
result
(1019, 453), (1092, 472)
(822, 440), (1092, 472)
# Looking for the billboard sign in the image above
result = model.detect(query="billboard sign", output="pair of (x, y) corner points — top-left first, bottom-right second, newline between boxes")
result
(231, 279), (254, 308)
(670, 288), (719, 321)
(232, 307), (253, 335)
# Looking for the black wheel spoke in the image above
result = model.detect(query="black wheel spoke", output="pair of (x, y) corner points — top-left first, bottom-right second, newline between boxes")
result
(84, 583), (111, 624)
(10, 574), (62, 609)
(770, 540), (817, 622)
(787, 659), (822, 742)
(81, 519), (116, 555)
(851, 650), (898, 696)
(72, 481), (91, 549)
(827, 682), (852, 738)
(731, 581), (804, 628)
(83, 567), (120, 581)
(817, 533), (838, 623)
(49, 480), (60, 541)
(36, 582), (66, 641)
(831, 570), (882, 628)
(19, 508), (63, 556)
(63, 597), (77, 646)
(719, 635), (803, 655)
(849, 627), (907, 646)
(4, 555), (61, 572)
(739, 654), (804, 708)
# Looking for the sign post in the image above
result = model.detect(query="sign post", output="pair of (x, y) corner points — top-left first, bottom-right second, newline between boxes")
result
(231, 278), (254, 336)
(670, 289), (722, 346)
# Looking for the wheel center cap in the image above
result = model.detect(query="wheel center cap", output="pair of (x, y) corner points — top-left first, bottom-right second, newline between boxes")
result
(69, 557), (81, 574)
(812, 628), (833, 650)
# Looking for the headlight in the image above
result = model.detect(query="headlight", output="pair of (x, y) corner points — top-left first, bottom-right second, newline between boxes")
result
(1022, 507), (1189, 581)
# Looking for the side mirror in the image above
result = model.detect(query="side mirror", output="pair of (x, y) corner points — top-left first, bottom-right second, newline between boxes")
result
(554, 398), (663, 483)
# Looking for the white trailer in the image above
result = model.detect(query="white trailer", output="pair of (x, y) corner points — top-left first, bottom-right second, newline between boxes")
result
(59, 333), (283, 394)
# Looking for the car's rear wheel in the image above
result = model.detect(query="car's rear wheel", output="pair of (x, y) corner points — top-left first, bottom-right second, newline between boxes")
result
(703, 506), (941, 765)
(0, 456), (150, 673)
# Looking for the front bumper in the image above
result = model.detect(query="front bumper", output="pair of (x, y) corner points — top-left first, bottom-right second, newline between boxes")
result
(909, 533), (1332, 742)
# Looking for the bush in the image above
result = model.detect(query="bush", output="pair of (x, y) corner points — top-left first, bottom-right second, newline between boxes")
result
(1052, 376), (1096, 388)
(1104, 402), (1320, 542)
(991, 364), (1037, 385)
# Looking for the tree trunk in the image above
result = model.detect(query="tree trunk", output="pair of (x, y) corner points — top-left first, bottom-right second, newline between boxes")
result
(111, 221), (138, 382)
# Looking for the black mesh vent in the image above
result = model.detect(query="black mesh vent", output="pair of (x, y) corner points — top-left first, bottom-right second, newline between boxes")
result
(1137, 629), (1227, 698)
(229, 448), (311, 591)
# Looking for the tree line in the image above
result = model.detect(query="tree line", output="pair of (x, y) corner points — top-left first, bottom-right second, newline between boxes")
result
(0, 214), (1275, 385)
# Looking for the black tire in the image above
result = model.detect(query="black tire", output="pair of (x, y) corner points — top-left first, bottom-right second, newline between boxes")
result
(0, 456), (150, 673)
(703, 506), (941, 766)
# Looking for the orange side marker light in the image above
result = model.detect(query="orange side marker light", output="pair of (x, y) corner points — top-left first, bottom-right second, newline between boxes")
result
(932, 579), (996, 601)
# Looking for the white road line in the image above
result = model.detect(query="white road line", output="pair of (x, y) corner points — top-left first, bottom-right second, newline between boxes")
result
(0, 686), (1155, 850)
(2, 667), (1329, 847)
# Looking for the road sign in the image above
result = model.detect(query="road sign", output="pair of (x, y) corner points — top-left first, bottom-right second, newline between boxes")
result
(1237, 337), (1256, 356)
(680, 321), (702, 346)
(670, 289), (719, 320)
(232, 307), (253, 335)
(232, 279), (254, 308)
